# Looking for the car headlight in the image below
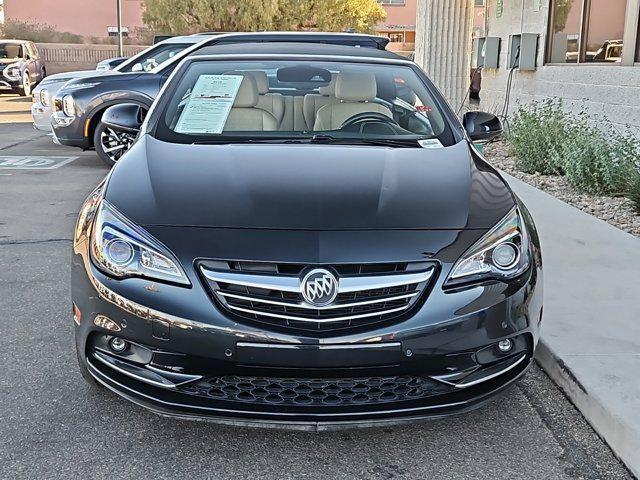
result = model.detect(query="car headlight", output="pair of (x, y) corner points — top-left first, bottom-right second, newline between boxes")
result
(3, 63), (20, 80)
(444, 207), (530, 286)
(39, 88), (50, 106)
(62, 95), (76, 117)
(90, 200), (190, 286)
(62, 82), (101, 91)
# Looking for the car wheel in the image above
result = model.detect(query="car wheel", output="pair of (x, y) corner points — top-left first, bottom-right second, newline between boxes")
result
(19, 72), (31, 96)
(94, 121), (136, 167)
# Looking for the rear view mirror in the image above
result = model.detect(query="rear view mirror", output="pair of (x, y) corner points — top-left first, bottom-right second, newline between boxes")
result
(102, 103), (143, 133)
(462, 111), (503, 142)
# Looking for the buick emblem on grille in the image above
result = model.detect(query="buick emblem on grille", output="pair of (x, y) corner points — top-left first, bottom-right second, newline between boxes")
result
(300, 268), (339, 307)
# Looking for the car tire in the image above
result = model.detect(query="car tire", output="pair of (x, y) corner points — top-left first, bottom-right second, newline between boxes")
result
(19, 72), (31, 97)
(94, 120), (136, 167)
(76, 345), (101, 388)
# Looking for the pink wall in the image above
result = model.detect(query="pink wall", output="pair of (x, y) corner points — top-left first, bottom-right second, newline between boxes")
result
(380, 0), (417, 27)
(4, 0), (145, 38)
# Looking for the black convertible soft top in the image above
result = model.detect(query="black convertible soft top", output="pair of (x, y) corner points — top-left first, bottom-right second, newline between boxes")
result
(194, 31), (390, 50)
(193, 42), (406, 61)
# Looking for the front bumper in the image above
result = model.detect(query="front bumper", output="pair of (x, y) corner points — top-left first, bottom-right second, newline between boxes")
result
(31, 102), (52, 132)
(0, 77), (21, 90)
(72, 230), (543, 428)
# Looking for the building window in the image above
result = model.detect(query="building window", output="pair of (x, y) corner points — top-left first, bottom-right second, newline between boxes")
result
(379, 0), (406, 5)
(474, 0), (485, 5)
(548, 0), (629, 63)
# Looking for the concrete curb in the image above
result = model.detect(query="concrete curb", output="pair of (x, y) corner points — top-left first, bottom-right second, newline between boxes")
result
(535, 340), (640, 478)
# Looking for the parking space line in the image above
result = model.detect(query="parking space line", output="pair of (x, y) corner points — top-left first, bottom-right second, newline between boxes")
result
(0, 156), (78, 170)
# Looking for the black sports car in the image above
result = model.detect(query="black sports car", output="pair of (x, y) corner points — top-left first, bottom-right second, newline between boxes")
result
(71, 40), (543, 429)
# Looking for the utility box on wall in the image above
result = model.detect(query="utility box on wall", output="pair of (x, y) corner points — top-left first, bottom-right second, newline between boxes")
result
(472, 37), (486, 68)
(483, 37), (501, 69)
(508, 33), (539, 70)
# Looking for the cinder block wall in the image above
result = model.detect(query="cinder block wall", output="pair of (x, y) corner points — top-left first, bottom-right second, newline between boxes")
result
(36, 43), (148, 74)
(478, 0), (640, 136)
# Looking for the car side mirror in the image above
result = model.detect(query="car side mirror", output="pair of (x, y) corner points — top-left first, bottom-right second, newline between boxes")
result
(462, 111), (503, 142)
(102, 103), (143, 133)
(131, 62), (143, 72)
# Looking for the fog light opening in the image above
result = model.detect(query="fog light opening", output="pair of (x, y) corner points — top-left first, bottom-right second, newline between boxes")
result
(498, 338), (514, 353)
(109, 337), (128, 353)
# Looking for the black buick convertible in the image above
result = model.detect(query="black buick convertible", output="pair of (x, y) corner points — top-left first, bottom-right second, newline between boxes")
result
(71, 39), (543, 429)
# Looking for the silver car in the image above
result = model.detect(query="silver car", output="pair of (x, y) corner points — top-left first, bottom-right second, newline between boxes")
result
(31, 36), (205, 132)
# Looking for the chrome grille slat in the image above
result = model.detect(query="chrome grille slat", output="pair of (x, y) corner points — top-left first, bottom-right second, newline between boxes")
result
(226, 303), (413, 323)
(216, 291), (420, 310)
(200, 263), (434, 331)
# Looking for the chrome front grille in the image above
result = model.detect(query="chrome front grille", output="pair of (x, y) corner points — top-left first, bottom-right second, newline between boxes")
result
(200, 261), (434, 331)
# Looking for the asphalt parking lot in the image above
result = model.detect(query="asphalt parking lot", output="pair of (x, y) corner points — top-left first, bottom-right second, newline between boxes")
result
(0, 94), (633, 480)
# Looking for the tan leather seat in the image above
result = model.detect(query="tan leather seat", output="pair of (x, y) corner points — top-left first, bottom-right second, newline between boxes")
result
(313, 71), (392, 131)
(303, 74), (339, 130)
(224, 75), (279, 132)
(247, 71), (285, 125)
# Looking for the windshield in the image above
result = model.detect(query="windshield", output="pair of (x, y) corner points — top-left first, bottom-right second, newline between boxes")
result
(117, 43), (191, 73)
(155, 60), (454, 146)
(0, 43), (22, 59)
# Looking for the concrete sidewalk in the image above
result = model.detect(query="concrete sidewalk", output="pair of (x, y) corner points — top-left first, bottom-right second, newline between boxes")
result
(506, 175), (640, 477)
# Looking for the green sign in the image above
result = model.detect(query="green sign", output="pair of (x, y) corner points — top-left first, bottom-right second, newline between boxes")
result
(496, 0), (504, 18)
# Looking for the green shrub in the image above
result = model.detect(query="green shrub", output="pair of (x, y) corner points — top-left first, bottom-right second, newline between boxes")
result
(507, 99), (640, 198)
(1, 20), (83, 44)
(626, 172), (640, 213)
(558, 122), (639, 195)
(507, 99), (568, 175)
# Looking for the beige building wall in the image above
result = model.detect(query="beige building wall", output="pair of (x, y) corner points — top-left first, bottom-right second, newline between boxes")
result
(414, 0), (474, 110)
(3, 0), (145, 39)
(478, 0), (640, 135)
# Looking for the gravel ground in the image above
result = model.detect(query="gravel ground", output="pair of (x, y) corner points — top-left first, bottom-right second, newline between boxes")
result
(484, 141), (640, 238)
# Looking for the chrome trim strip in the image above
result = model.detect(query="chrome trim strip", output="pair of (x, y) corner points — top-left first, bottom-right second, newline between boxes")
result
(92, 351), (202, 389)
(236, 341), (402, 350)
(93, 351), (177, 389)
(339, 270), (433, 293)
(226, 303), (411, 323)
(217, 291), (419, 310)
(202, 269), (300, 292)
(431, 354), (527, 389)
(202, 267), (434, 295)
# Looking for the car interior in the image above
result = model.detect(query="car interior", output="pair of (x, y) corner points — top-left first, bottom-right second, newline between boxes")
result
(166, 62), (449, 142)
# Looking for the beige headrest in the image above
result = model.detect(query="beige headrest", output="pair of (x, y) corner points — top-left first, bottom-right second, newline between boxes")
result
(247, 71), (269, 94)
(318, 73), (337, 96)
(231, 74), (258, 108)
(335, 71), (377, 102)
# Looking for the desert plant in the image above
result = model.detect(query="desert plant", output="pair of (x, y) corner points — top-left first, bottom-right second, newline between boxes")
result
(507, 99), (568, 175)
(559, 122), (639, 195)
(626, 172), (640, 213)
(0, 20), (82, 44)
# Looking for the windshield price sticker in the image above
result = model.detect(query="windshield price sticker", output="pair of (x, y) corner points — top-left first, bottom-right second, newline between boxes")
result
(175, 75), (243, 134)
(418, 139), (443, 149)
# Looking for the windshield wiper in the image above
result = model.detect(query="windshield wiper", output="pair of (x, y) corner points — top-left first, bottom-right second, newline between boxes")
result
(192, 137), (302, 145)
(310, 134), (420, 148)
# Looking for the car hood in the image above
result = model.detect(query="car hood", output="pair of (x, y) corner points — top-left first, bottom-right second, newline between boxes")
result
(105, 136), (514, 230)
(43, 70), (110, 83)
(0, 58), (20, 66)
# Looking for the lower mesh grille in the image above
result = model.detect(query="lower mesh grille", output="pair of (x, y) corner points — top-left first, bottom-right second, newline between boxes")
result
(179, 375), (452, 407)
